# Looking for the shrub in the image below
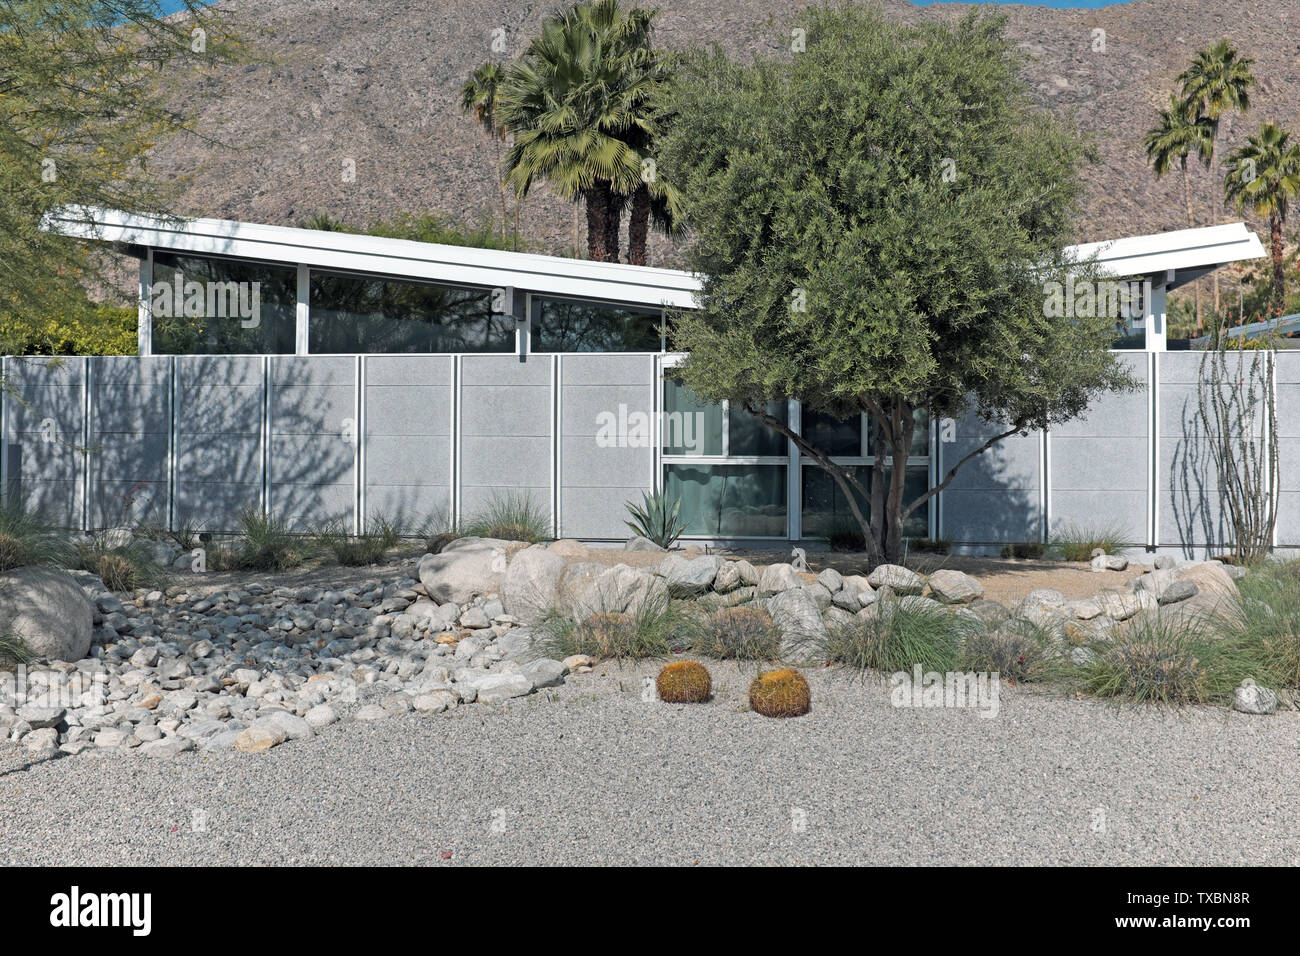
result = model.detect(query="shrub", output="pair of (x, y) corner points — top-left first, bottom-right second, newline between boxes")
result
(231, 507), (310, 571)
(1000, 541), (1045, 559)
(908, 537), (951, 555)
(1218, 563), (1300, 687)
(657, 660), (712, 702)
(1051, 521), (1131, 562)
(0, 634), (32, 669)
(962, 621), (1052, 683)
(819, 596), (969, 673)
(0, 501), (71, 571)
(75, 537), (165, 592)
(826, 519), (865, 552)
(624, 490), (685, 549)
(463, 492), (549, 543)
(749, 668), (811, 717)
(693, 606), (781, 660)
(315, 513), (403, 566)
(539, 598), (691, 661)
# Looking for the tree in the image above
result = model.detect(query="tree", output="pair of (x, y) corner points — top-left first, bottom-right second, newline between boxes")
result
(497, 0), (674, 262)
(0, 0), (237, 350)
(657, 7), (1134, 565)
(1144, 93), (1213, 329)
(460, 61), (512, 243)
(1223, 122), (1300, 312)
(1177, 39), (1257, 315)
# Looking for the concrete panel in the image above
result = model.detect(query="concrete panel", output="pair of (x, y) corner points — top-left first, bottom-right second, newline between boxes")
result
(173, 482), (259, 532)
(6, 478), (79, 527)
(560, 353), (655, 386)
(460, 483), (551, 526)
(460, 386), (550, 438)
(270, 482), (355, 530)
(1050, 490), (1147, 547)
(561, 486), (648, 539)
(561, 385), (652, 437)
(365, 387), (451, 436)
(90, 479), (167, 528)
(941, 490), (1041, 544)
(364, 485), (451, 527)
(1050, 436), (1147, 490)
(461, 354), (550, 387)
(5, 356), (83, 387)
(559, 437), (651, 488)
(365, 355), (453, 388)
(365, 436), (450, 487)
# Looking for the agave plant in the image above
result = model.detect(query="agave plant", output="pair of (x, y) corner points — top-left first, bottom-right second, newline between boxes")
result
(624, 490), (685, 549)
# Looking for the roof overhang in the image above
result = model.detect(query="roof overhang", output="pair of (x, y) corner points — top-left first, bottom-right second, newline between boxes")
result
(44, 206), (703, 310)
(1064, 222), (1266, 289)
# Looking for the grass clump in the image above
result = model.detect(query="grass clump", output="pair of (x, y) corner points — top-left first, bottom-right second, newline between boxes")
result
(315, 513), (403, 566)
(1216, 562), (1300, 688)
(999, 541), (1045, 559)
(75, 536), (166, 592)
(0, 501), (72, 571)
(0, 633), (32, 669)
(1051, 521), (1132, 562)
(462, 491), (550, 543)
(907, 537), (952, 555)
(227, 507), (311, 572)
(819, 595), (970, 673)
(656, 660), (712, 702)
(538, 598), (690, 661)
(692, 605), (782, 661)
(962, 620), (1054, 683)
(749, 667), (811, 717)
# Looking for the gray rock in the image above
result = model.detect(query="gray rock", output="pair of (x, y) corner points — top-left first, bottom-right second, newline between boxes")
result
(712, 561), (743, 593)
(1233, 682), (1278, 715)
(460, 607), (490, 629)
(866, 564), (924, 595)
(23, 727), (59, 751)
(500, 545), (567, 624)
(655, 555), (720, 596)
(474, 672), (534, 704)
(496, 628), (534, 659)
(412, 690), (456, 713)
(521, 657), (567, 689)
(1153, 554), (1176, 570)
(305, 704), (337, 729)
(265, 711), (314, 740)
(1090, 554), (1128, 572)
(15, 705), (65, 730)
(623, 535), (666, 552)
(815, 568), (844, 593)
(1157, 579), (1199, 605)
(0, 567), (94, 662)
(767, 588), (829, 661)
(354, 704), (389, 721)
(758, 563), (804, 596)
(418, 539), (508, 605)
(733, 560), (760, 587)
(140, 735), (195, 758)
(926, 569), (984, 604)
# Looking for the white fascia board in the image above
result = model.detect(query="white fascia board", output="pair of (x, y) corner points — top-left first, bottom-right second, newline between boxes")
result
(1064, 222), (1266, 278)
(46, 207), (702, 309)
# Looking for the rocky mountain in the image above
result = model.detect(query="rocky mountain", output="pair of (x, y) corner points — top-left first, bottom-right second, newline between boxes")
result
(151, 0), (1300, 266)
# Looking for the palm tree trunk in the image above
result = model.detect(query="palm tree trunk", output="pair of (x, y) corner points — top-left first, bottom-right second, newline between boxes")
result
(1208, 140), (1221, 316)
(603, 191), (624, 264)
(628, 184), (651, 266)
(583, 182), (612, 261)
(1271, 214), (1285, 313)
(1183, 161), (1202, 332)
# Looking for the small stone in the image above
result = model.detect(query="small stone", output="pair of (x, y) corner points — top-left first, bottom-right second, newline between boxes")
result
(305, 704), (337, 729)
(1153, 554), (1176, 570)
(235, 725), (288, 753)
(23, 727), (59, 751)
(474, 672), (534, 704)
(562, 654), (595, 672)
(355, 704), (389, 721)
(140, 736), (195, 758)
(521, 658), (566, 689)
(412, 691), (456, 713)
(1233, 682), (1278, 715)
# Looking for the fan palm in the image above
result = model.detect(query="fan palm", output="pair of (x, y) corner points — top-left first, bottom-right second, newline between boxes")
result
(460, 61), (510, 241)
(1224, 123), (1300, 312)
(1177, 40), (1257, 313)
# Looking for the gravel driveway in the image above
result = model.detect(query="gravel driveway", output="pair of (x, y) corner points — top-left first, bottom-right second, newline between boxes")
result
(2, 662), (1296, 866)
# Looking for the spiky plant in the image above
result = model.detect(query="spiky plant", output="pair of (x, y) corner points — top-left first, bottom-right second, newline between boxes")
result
(693, 606), (781, 660)
(749, 667), (811, 718)
(624, 489), (685, 549)
(656, 660), (712, 702)
(0, 500), (72, 571)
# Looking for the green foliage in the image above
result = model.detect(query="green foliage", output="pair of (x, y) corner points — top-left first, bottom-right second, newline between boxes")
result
(1000, 541), (1046, 559)
(1051, 522), (1132, 562)
(819, 596), (972, 673)
(0, 501), (72, 571)
(624, 490), (684, 549)
(1224, 122), (1300, 310)
(228, 507), (311, 571)
(538, 597), (690, 660)
(298, 211), (520, 251)
(0, 303), (136, 356)
(658, 7), (1133, 563)
(463, 491), (550, 543)
(1, 1), (238, 344)
(692, 605), (781, 661)
(75, 536), (165, 592)
(314, 513), (403, 566)
(1220, 562), (1300, 688)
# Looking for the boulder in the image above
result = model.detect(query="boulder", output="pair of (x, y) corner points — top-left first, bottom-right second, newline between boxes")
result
(418, 540), (508, 605)
(767, 588), (828, 661)
(547, 539), (590, 559)
(926, 569), (984, 604)
(520, 658), (567, 689)
(474, 672), (534, 704)
(570, 564), (667, 616)
(1090, 554), (1128, 572)
(623, 535), (666, 552)
(1233, 681), (1278, 715)
(712, 561), (743, 593)
(733, 560), (760, 587)
(0, 567), (94, 662)
(655, 555), (720, 596)
(500, 545), (567, 624)
(758, 563), (804, 596)
(815, 568), (844, 593)
(1178, 562), (1240, 603)
(866, 564), (924, 595)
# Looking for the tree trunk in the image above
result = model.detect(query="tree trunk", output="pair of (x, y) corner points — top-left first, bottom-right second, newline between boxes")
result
(1183, 160), (1203, 333)
(1208, 141), (1220, 316)
(583, 181), (613, 261)
(883, 401), (915, 563)
(1270, 214), (1286, 314)
(628, 183), (651, 266)
(603, 191), (624, 264)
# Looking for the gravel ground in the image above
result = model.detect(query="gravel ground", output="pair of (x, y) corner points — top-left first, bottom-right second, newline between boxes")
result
(2, 662), (1296, 866)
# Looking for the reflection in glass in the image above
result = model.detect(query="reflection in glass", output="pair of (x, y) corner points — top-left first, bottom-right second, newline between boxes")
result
(801, 464), (929, 538)
(151, 253), (296, 354)
(665, 464), (787, 537)
(662, 378), (723, 456)
(531, 296), (662, 352)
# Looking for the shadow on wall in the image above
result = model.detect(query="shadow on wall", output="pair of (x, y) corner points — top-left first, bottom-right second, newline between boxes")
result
(1168, 394), (1226, 559)
(940, 440), (1041, 548)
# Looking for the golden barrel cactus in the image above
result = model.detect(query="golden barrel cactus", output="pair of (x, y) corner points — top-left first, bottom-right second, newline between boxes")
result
(749, 667), (811, 718)
(656, 660), (713, 703)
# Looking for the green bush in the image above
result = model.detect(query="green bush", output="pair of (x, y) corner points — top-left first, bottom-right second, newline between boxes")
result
(1051, 521), (1131, 562)
(463, 492), (550, 543)
(1218, 562), (1300, 688)
(315, 513), (403, 566)
(75, 536), (166, 592)
(624, 490), (686, 549)
(818, 595), (972, 673)
(229, 507), (311, 571)
(692, 605), (782, 660)
(538, 598), (691, 661)
(0, 501), (72, 571)
(1000, 541), (1045, 559)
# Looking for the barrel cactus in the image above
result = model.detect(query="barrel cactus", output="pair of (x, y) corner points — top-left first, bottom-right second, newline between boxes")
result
(749, 667), (811, 717)
(656, 660), (712, 703)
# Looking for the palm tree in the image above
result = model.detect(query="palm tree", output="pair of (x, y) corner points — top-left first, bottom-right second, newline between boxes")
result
(497, 0), (670, 263)
(1177, 40), (1257, 314)
(1224, 122), (1300, 312)
(1144, 93), (1214, 329)
(460, 61), (510, 242)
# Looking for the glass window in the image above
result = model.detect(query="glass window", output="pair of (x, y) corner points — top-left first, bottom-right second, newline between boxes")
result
(801, 463), (928, 538)
(865, 408), (931, 457)
(531, 296), (662, 352)
(309, 272), (510, 353)
(150, 253), (296, 354)
(728, 400), (788, 456)
(801, 409), (861, 457)
(665, 464), (787, 537)
(662, 378), (723, 456)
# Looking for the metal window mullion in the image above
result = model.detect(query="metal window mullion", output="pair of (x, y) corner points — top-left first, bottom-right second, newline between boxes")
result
(552, 354), (561, 539)
(355, 354), (365, 535)
(82, 357), (92, 531)
(788, 398), (801, 541)
(296, 264), (310, 355)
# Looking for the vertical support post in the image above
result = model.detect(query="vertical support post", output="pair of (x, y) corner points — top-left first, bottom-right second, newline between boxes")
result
(787, 399), (801, 541)
(261, 356), (271, 518)
(355, 355), (365, 536)
(82, 357), (92, 532)
(137, 251), (153, 357)
(1145, 270), (1170, 352)
(167, 356), (177, 533)
(1040, 426), (1050, 544)
(551, 354), (561, 539)
(295, 264), (309, 356)
(451, 355), (462, 527)
(1147, 350), (1159, 549)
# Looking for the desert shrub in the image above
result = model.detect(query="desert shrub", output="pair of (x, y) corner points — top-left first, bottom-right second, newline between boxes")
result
(1000, 541), (1045, 559)
(0, 633), (32, 669)
(1217, 564), (1300, 688)
(908, 537), (951, 555)
(826, 519), (865, 552)
(819, 596), (970, 673)
(1051, 521), (1131, 562)
(962, 621), (1053, 683)
(539, 598), (690, 660)
(230, 507), (310, 571)
(0, 501), (72, 571)
(463, 492), (549, 543)
(1075, 613), (1267, 705)
(692, 606), (782, 660)
(749, 667), (811, 717)
(315, 513), (403, 566)
(75, 537), (165, 592)
(657, 660), (712, 702)
(624, 490), (685, 549)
